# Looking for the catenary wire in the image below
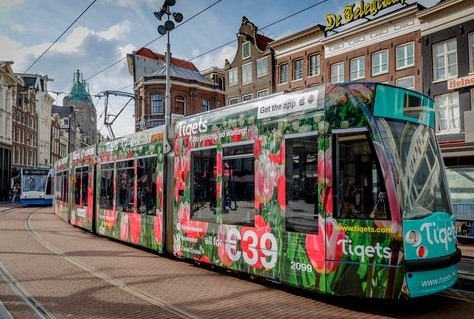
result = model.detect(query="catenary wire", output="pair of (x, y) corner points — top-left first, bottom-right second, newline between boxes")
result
(48, 1), (327, 97)
(21, 0), (98, 74)
(85, 0), (223, 83)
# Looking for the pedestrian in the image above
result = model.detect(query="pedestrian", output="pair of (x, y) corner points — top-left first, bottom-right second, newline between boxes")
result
(12, 183), (20, 203)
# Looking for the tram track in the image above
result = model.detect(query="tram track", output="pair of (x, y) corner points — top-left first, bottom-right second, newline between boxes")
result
(23, 208), (202, 319)
(1, 205), (473, 319)
(0, 262), (55, 319)
(0, 207), (54, 319)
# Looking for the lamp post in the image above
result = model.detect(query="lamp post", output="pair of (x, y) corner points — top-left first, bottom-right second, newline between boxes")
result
(154, 0), (183, 126)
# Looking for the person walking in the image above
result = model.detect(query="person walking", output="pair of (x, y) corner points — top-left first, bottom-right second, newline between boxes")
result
(12, 183), (20, 203)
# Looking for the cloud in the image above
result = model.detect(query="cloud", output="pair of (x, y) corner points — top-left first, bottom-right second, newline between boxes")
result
(97, 20), (132, 40)
(10, 24), (25, 33)
(0, 35), (24, 63)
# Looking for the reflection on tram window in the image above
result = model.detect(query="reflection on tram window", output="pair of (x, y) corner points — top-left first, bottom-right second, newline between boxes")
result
(99, 162), (114, 210)
(137, 156), (157, 215)
(74, 166), (89, 206)
(285, 133), (318, 233)
(222, 143), (255, 226)
(191, 147), (217, 222)
(116, 159), (135, 213)
(335, 132), (389, 220)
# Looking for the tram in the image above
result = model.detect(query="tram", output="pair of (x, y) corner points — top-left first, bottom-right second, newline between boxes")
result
(53, 82), (461, 299)
(19, 167), (53, 206)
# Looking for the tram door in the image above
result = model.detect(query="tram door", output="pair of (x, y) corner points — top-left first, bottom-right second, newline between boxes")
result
(332, 130), (388, 220)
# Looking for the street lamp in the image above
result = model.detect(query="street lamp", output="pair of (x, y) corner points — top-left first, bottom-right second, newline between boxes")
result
(154, 0), (183, 126)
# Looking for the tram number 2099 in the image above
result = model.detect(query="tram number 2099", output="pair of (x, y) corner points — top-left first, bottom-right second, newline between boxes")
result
(225, 228), (278, 269)
(291, 261), (313, 273)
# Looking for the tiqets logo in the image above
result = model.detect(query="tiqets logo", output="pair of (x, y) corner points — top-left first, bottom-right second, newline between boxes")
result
(419, 222), (456, 251)
(337, 239), (391, 262)
(176, 117), (208, 138)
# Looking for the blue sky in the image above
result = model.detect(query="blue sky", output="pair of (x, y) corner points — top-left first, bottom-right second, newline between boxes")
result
(1, 0), (438, 137)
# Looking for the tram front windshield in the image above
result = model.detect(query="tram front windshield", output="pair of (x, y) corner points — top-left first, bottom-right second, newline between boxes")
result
(379, 119), (451, 220)
(21, 171), (48, 192)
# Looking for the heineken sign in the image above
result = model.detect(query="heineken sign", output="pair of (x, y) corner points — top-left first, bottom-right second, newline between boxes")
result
(325, 0), (406, 32)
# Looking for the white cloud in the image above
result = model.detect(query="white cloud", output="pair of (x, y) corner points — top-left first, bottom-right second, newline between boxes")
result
(0, 35), (24, 62)
(10, 24), (25, 33)
(97, 20), (132, 41)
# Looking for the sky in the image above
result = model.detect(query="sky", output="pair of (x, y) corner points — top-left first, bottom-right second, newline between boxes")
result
(1, 0), (439, 138)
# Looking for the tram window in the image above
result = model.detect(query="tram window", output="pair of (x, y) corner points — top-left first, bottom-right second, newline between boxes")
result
(222, 143), (255, 226)
(334, 132), (389, 220)
(63, 172), (69, 202)
(74, 166), (89, 206)
(137, 156), (157, 215)
(56, 171), (68, 202)
(117, 159), (135, 213)
(190, 148), (217, 222)
(285, 134), (318, 233)
(46, 173), (52, 196)
(99, 162), (114, 210)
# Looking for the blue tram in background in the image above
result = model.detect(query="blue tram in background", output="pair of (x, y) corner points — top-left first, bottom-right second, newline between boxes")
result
(19, 167), (53, 206)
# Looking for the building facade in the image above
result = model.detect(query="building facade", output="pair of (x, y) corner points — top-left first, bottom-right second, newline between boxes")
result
(50, 113), (66, 166)
(271, 25), (325, 93)
(131, 48), (225, 131)
(12, 79), (39, 176)
(224, 16), (274, 104)
(0, 61), (17, 197)
(20, 74), (55, 168)
(419, 0), (474, 235)
(321, 4), (423, 91)
(51, 105), (79, 154)
(63, 70), (97, 148)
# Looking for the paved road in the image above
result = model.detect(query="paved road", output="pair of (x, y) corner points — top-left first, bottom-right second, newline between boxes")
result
(0, 205), (472, 319)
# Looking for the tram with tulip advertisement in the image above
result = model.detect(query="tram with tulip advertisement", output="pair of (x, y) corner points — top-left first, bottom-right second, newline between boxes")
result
(53, 82), (461, 299)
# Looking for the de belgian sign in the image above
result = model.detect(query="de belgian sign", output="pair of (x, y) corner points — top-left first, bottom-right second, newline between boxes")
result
(325, 0), (406, 32)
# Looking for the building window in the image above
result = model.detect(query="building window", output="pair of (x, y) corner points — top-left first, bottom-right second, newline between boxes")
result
(216, 77), (224, 90)
(229, 98), (239, 105)
(228, 68), (238, 86)
(242, 94), (252, 101)
(242, 62), (252, 84)
(396, 76), (414, 90)
(331, 62), (344, 83)
(309, 54), (320, 77)
(372, 50), (388, 76)
(396, 42), (414, 70)
(350, 56), (365, 81)
(257, 89), (268, 98)
(435, 92), (459, 133)
(201, 99), (209, 112)
(433, 38), (457, 81)
(151, 94), (164, 115)
(256, 57), (268, 77)
(242, 41), (250, 59)
(279, 63), (288, 84)
(469, 33), (474, 73)
(175, 95), (185, 115)
(292, 59), (303, 81)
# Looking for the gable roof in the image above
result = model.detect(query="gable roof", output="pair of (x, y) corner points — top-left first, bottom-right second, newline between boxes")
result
(134, 47), (199, 71)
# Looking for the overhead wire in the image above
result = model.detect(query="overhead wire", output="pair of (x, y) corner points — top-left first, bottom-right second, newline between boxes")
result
(84, 0), (325, 83)
(187, 0), (329, 62)
(22, 0), (98, 75)
(42, 1), (325, 97)
(39, 0), (328, 119)
(85, 0), (223, 83)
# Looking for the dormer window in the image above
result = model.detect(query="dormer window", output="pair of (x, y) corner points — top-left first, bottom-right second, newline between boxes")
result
(242, 41), (250, 59)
